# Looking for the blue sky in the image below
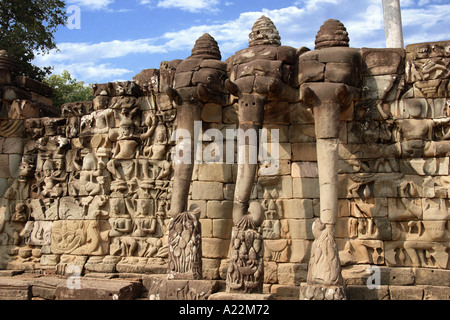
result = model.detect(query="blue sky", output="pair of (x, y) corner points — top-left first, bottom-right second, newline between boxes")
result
(33, 0), (450, 84)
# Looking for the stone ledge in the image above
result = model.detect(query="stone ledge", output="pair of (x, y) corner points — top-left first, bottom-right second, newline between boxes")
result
(208, 292), (275, 300)
(0, 277), (32, 300)
(143, 274), (224, 300)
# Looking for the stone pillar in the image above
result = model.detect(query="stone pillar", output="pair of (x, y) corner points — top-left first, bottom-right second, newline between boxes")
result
(382, 0), (404, 48)
(300, 84), (350, 300)
(166, 33), (228, 279)
(298, 19), (361, 300)
(225, 15), (284, 294)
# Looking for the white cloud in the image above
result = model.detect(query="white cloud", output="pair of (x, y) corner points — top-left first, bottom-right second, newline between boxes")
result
(51, 62), (132, 82)
(143, 0), (221, 13)
(36, 0), (450, 83)
(33, 39), (168, 82)
(67, 0), (114, 11)
(401, 4), (450, 28)
(36, 39), (167, 64)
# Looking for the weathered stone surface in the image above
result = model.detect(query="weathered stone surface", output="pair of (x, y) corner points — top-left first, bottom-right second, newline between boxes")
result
(346, 285), (390, 300)
(361, 48), (405, 76)
(292, 177), (320, 198)
(206, 200), (233, 219)
(0, 278), (31, 300)
(277, 263), (308, 286)
(342, 265), (415, 286)
(191, 181), (224, 200)
(389, 285), (424, 300)
(415, 268), (450, 286)
(202, 238), (230, 259)
(270, 285), (300, 300)
(55, 278), (142, 300)
(208, 292), (275, 300)
(145, 275), (222, 300)
(1, 18), (450, 301)
(31, 277), (68, 300)
(197, 163), (232, 182)
(423, 285), (450, 300)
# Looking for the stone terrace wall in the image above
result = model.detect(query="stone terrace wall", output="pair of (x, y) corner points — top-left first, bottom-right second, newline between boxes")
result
(0, 24), (448, 297)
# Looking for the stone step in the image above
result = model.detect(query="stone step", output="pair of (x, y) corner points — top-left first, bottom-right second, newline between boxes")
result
(0, 277), (32, 300)
(54, 277), (142, 300)
(208, 292), (275, 300)
(144, 274), (224, 300)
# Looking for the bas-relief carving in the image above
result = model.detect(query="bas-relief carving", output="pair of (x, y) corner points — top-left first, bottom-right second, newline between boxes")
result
(0, 16), (449, 296)
(167, 208), (202, 280)
(406, 41), (450, 98)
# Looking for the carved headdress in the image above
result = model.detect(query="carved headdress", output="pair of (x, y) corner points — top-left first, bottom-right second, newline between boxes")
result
(248, 15), (281, 47)
(314, 19), (350, 50)
(190, 33), (221, 60)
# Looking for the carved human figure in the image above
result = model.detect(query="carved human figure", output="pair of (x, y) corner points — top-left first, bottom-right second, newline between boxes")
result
(395, 101), (450, 157)
(107, 117), (139, 192)
(39, 158), (66, 198)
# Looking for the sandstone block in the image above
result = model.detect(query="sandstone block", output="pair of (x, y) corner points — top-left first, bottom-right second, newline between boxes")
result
(208, 292), (275, 300)
(289, 102), (314, 124)
(286, 219), (314, 240)
(0, 278), (31, 300)
(206, 200), (233, 219)
(363, 75), (399, 101)
(277, 263), (308, 286)
(262, 124), (289, 143)
(145, 275), (221, 300)
(2, 137), (24, 154)
(390, 285), (424, 300)
(415, 268), (450, 286)
(361, 48), (405, 76)
(201, 103), (222, 123)
(291, 161), (318, 178)
(325, 62), (361, 87)
(270, 285), (300, 300)
(191, 182), (224, 200)
(282, 199), (314, 219)
(212, 219), (233, 239)
(289, 124), (316, 143)
(202, 238), (230, 259)
(187, 200), (207, 218)
(346, 285), (390, 300)
(291, 143), (317, 161)
(31, 277), (68, 300)
(264, 261), (278, 284)
(200, 218), (213, 238)
(423, 285), (450, 300)
(55, 278), (142, 300)
(202, 258), (221, 280)
(264, 101), (290, 124)
(298, 59), (325, 85)
(289, 240), (311, 263)
(257, 175), (292, 199)
(197, 163), (232, 182)
(292, 177), (320, 198)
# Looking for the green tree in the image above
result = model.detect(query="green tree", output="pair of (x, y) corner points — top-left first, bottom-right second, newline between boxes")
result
(44, 70), (94, 108)
(0, 0), (67, 81)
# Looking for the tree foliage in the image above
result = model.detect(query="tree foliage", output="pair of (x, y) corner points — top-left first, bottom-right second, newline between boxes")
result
(0, 0), (67, 81)
(44, 70), (94, 108)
